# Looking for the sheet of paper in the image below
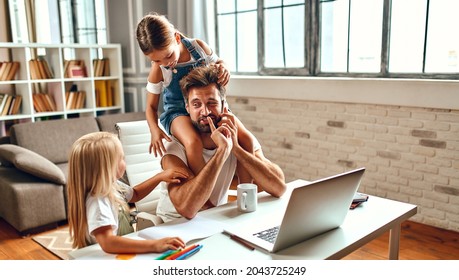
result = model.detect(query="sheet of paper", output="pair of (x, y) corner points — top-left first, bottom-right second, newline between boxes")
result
(137, 216), (226, 244)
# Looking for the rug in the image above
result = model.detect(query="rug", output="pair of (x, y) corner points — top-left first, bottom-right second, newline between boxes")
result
(32, 227), (75, 260)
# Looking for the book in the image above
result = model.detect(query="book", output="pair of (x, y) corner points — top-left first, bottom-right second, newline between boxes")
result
(93, 58), (110, 77)
(0, 63), (6, 80)
(93, 59), (100, 76)
(0, 93), (8, 113)
(37, 59), (48, 79)
(68, 65), (87, 78)
(43, 93), (57, 111)
(63, 60), (70, 77)
(75, 91), (86, 109)
(7, 96), (16, 115)
(350, 192), (369, 209)
(353, 192), (369, 203)
(32, 94), (43, 112)
(103, 58), (110, 76)
(66, 91), (77, 110)
(29, 60), (40, 80)
(65, 60), (86, 78)
(95, 80), (108, 107)
(5, 62), (20, 81)
(1, 94), (13, 116)
(0, 62), (13, 81)
(9, 95), (22, 115)
(41, 59), (54, 79)
(32, 93), (55, 112)
(106, 81), (113, 106)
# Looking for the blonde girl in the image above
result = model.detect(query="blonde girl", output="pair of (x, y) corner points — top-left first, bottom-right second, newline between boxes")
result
(67, 131), (186, 254)
(136, 13), (254, 176)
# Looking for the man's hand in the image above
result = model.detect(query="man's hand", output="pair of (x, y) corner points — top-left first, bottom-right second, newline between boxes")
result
(217, 107), (239, 150)
(207, 116), (233, 156)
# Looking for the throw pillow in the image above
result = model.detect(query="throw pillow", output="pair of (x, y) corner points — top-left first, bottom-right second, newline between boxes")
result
(0, 144), (66, 185)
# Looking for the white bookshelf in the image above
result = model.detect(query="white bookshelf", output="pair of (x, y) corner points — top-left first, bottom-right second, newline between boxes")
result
(0, 43), (125, 136)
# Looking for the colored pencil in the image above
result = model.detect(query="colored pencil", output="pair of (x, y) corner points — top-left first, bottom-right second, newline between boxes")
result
(176, 244), (203, 260)
(165, 244), (199, 260)
(155, 249), (179, 260)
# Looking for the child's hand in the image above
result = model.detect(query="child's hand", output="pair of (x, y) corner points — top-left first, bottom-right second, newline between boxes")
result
(150, 126), (171, 157)
(216, 63), (230, 86)
(160, 167), (190, 183)
(153, 237), (185, 252)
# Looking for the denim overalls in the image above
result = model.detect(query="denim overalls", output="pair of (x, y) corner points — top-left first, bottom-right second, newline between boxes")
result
(159, 37), (206, 135)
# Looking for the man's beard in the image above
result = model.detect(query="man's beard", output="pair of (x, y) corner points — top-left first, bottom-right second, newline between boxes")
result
(192, 114), (221, 133)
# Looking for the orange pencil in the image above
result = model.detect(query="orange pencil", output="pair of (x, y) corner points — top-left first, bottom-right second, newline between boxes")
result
(165, 244), (199, 260)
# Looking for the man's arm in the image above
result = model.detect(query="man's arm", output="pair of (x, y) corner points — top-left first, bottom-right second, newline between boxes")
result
(162, 147), (229, 219)
(219, 108), (286, 197)
(233, 145), (286, 198)
(163, 120), (233, 219)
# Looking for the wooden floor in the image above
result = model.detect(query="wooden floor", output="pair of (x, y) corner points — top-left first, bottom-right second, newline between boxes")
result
(0, 217), (458, 260)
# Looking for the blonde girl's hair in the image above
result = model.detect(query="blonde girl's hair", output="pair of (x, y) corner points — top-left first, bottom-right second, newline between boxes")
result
(67, 131), (127, 249)
(136, 12), (183, 54)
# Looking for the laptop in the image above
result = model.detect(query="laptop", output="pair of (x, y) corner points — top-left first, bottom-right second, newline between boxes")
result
(224, 167), (365, 253)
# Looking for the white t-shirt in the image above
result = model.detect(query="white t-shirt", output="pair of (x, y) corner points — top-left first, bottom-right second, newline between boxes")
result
(156, 137), (237, 222)
(156, 136), (262, 222)
(86, 181), (133, 244)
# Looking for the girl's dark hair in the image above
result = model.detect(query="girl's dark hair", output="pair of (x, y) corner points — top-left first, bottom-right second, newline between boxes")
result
(136, 13), (176, 54)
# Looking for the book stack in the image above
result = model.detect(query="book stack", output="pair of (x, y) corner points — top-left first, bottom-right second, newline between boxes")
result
(95, 80), (114, 107)
(0, 93), (22, 116)
(32, 93), (57, 112)
(29, 58), (53, 80)
(65, 90), (86, 110)
(93, 58), (110, 77)
(0, 61), (20, 81)
(64, 60), (87, 78)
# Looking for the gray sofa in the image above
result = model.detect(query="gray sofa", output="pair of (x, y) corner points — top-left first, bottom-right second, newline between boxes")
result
(0, 112), (146, 234)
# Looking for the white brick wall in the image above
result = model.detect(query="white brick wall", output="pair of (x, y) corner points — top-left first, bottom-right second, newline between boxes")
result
(228, 97), (459, 232)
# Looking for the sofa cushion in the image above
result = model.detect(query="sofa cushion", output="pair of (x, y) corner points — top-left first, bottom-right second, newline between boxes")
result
(0, 144), (66, 185)
(9, 116), (100, 164)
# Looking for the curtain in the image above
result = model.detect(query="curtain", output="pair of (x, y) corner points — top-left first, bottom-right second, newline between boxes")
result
(167, 0), (215, 50)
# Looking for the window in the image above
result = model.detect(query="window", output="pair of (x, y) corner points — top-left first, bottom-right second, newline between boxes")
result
(321, 0), (384, 73)
(8, 0), (107, 45)
(216, 0), (258, 72)
(264, 0), (305, 69)
(215, 0), (459, 79)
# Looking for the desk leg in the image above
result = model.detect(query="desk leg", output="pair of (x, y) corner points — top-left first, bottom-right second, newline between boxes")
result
(388, 224), (401, 260)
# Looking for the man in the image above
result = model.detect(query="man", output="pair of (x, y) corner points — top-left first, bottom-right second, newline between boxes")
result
(156, 65), (286, 222)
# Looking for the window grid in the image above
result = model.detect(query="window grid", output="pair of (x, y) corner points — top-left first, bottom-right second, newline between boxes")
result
(215, 0), (459, 80)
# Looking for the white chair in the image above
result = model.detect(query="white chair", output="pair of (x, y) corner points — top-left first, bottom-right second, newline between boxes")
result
(115, 120), (165, 230)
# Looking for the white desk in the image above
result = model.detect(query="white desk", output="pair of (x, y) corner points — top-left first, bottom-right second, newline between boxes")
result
(69, 179), (417, 260)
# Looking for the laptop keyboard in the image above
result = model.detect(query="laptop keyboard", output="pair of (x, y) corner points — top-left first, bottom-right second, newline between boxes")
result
(253, 226), (280, 244)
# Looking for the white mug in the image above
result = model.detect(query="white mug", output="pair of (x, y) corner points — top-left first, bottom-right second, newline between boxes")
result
(237, 183), (258, 212)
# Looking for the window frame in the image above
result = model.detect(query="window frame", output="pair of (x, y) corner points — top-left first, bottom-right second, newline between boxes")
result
(215, 0), (459, 80)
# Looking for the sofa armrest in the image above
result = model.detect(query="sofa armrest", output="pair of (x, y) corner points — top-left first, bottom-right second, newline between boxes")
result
(0, 144), (66, 185)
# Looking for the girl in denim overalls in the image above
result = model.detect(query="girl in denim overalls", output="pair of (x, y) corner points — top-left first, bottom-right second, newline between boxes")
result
(136, 13), (254, 176)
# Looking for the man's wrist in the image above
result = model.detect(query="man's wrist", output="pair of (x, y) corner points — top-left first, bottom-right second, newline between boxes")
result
(216, 144), (231, 160)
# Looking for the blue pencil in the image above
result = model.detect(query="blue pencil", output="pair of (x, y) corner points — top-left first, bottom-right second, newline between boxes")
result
(176, 244), (203, 260)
